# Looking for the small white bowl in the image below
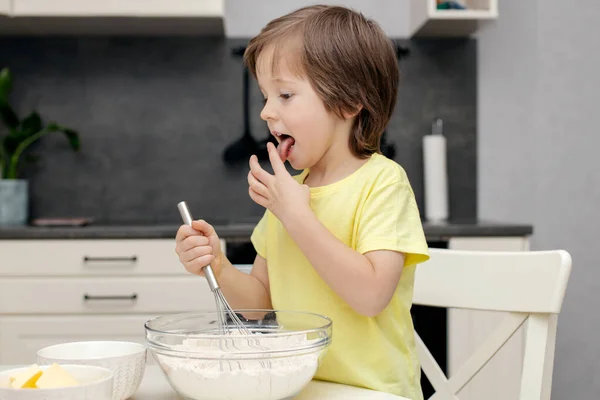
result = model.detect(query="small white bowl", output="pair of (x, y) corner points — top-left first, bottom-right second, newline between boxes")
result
(37, 341), (146, 400)
(0, 364), (113, 400)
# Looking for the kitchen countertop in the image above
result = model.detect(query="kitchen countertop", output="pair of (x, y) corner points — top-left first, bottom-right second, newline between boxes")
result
(0, 365), (409, 399)
(0, 220), (533, 241)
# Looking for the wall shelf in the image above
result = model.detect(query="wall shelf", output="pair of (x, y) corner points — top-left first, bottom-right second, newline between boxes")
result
(410, 0), (498, 37)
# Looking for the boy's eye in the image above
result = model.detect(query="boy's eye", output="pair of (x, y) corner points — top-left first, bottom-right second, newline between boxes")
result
(279, 93), (293, 100)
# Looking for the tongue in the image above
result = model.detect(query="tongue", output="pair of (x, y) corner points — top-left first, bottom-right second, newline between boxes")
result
(277, 137), (295, 162)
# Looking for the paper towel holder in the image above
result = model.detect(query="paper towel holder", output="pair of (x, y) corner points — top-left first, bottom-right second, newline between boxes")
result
(432, 118), (443, 136)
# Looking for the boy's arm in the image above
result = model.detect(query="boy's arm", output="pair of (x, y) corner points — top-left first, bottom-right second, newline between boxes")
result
(284, 211), (404, 318)
(218, 254), (272, 310)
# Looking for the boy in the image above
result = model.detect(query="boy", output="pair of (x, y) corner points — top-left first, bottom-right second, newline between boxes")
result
(176, 5), (429, 399)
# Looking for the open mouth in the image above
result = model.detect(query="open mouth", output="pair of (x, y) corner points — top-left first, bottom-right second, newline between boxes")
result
(273, 132), (295, 162)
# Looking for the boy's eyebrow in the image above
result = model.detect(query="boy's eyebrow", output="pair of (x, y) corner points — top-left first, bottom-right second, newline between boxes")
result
(257, 78), (298, 93)
(273, 77), (297, 85)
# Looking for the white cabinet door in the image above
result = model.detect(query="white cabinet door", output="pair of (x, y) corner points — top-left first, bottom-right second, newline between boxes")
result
(0, 315), (154, 364)
(0, 0), (10, 15)
(0, 240), (189, 277)
(12, 0), (223, 17)
(0, 239), (226, 277)
(0, 276), (216, 314)
(447, 237), (529, 400)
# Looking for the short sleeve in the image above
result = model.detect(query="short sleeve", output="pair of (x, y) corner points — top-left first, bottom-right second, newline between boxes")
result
(356, 181), (429, 267)
(250, 210), (269, 259)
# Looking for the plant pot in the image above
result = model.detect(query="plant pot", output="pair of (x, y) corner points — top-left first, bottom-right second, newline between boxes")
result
(0, 179), (28, 226)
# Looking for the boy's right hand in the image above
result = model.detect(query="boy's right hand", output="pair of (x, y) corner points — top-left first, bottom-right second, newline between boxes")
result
(175, 220), (224, 278)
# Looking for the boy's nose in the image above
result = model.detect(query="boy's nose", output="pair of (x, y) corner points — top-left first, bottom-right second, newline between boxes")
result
(260, 100), (277, 122)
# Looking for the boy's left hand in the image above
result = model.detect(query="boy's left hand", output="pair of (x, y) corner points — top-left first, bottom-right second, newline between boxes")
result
(248, 142), (310, 225)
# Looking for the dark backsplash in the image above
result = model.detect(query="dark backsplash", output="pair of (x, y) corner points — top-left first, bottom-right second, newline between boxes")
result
(0, 37), (476, 224)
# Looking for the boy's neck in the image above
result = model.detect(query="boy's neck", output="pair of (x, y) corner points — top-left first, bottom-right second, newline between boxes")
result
(304, 146), (370, 187)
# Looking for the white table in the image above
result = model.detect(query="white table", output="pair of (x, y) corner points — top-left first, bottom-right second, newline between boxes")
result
(1, 365), (409, 399)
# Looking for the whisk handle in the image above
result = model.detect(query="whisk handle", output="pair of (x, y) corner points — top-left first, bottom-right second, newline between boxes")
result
(202, 266), (220, 291)
(177, 201), (194, 226)
(177, 201), (220, 291)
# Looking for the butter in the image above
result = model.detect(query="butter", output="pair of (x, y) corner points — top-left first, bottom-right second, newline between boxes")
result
(6, 363), (80, 390)
(8, 364), (42, 389)
(35, 363), (79, 389)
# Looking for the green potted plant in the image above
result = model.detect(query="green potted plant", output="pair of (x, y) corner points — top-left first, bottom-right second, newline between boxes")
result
(0, 67), (80, 226)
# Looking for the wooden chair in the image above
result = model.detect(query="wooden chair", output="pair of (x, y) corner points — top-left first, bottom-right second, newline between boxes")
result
(413, 248), (572, 400)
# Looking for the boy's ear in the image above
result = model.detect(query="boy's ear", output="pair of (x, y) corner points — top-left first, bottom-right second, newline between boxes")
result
(342, 104), (363, 119)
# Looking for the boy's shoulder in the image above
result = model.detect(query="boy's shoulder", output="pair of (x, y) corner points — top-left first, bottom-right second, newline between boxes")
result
(360, 153), (411, 189)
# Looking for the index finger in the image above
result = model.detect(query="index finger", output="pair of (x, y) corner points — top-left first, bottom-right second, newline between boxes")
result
(250, 154), (274, 185)
(175, 224), (201, 242)
(267, 142), (287, 175)
(191, 219), (216, 237)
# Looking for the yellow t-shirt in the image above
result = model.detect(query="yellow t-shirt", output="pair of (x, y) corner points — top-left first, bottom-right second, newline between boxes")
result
(250, 153), (429, 400)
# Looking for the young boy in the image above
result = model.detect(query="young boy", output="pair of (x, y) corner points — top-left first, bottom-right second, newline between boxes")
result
(175, 5), (429, 399)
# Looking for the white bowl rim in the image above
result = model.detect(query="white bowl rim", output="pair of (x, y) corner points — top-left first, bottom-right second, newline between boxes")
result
(37, 341), (146, 361)
(0, 364), (113, 392)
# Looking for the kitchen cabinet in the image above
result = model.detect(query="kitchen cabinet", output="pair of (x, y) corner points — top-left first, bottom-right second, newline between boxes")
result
(0, 0), (10, 15)
(0, 240), (187, 276)
(0, 239), (226, 276)
(409, 0), (498, 37)
(226, 0), (498, 38)
(11, 0), (223, 17)
(447, 236), (528, 400)
(0, 0), (224, 35)
(0, 239), (219, 365)
(0, 277), (214, 314)
(2, 0), (498, 37)
(224, 0), (409, 38)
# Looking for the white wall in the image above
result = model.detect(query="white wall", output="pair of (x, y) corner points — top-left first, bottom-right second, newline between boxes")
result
(478, 0), (600, 397)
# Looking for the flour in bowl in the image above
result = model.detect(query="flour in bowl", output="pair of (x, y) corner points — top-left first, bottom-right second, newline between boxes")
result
(155, 332), (323, 400)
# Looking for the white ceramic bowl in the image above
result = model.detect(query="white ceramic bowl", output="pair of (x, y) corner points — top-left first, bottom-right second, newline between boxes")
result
(0, 364), (113, 400)
(37, 341), (146, 400)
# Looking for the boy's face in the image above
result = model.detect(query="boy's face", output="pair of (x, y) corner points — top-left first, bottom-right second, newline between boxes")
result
(256, 48), (352, 171)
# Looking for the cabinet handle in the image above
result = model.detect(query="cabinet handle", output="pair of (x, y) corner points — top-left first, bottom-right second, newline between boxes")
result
(83, 294), (138, 301)
(83, 256), (138, 263)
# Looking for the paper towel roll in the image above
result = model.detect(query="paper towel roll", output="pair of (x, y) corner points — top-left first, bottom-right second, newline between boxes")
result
(423, 133), (448, 222)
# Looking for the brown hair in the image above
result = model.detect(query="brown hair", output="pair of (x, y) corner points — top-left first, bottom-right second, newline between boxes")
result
(244, 5), (399, 158)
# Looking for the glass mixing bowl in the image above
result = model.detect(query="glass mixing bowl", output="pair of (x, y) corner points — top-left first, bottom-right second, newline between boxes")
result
(144, 310), (332, 400)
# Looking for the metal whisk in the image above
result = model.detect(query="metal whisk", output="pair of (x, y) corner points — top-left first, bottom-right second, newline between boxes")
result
(177, 201), (253, 336)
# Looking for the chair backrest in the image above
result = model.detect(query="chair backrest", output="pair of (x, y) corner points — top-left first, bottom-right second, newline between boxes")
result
(412, 248), (572, 400)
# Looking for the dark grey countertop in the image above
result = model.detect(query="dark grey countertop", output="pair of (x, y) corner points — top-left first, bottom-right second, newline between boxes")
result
(0, 220), (533, 241)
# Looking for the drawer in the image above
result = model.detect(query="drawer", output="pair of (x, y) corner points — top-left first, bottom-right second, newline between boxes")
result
(0, 276), (217, 314)
(0, 315), (155, 365)
(0, 239), (225, 276)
